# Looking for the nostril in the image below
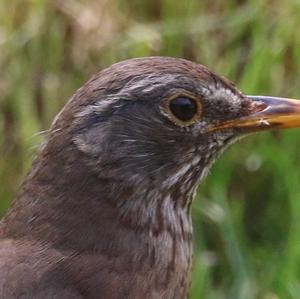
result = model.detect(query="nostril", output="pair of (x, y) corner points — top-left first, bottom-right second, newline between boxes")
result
(249, 100), (268, 114)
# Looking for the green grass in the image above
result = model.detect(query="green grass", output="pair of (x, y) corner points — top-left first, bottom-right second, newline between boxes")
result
(2, 1), (300, 298)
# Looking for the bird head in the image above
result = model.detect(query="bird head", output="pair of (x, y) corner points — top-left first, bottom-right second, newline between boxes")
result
(45, 57), (300, 212)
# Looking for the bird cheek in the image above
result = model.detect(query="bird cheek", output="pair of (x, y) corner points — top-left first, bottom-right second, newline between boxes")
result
(73, 126), (107, 157)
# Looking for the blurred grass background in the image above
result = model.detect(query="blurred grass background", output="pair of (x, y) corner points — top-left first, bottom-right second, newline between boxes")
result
(1, 0), (300, 298)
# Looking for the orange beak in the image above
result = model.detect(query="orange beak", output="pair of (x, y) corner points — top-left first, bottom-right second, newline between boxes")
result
(208, 96), (300, 133)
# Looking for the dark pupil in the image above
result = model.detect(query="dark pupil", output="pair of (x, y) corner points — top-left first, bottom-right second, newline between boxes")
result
(169, 97), (197, 121)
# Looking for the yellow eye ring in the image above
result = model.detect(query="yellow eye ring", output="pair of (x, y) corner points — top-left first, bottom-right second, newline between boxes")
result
(161, 93), (203, 127)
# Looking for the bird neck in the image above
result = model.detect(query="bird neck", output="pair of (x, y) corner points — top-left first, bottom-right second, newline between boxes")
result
(0, 147), (195, 251)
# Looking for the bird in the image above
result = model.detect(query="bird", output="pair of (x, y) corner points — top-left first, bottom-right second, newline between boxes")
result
(1, 56), (300, 299)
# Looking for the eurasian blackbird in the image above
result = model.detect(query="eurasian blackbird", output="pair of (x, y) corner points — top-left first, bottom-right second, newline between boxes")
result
(1, 57), (300, 299)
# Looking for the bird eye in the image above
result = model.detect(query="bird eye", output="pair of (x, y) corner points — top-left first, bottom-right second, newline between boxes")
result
(170, 97), (197, 121)
(162, 94), (202, 126)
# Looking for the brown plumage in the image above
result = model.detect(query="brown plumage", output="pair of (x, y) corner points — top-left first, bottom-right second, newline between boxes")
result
(1, 57), (300, 299)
